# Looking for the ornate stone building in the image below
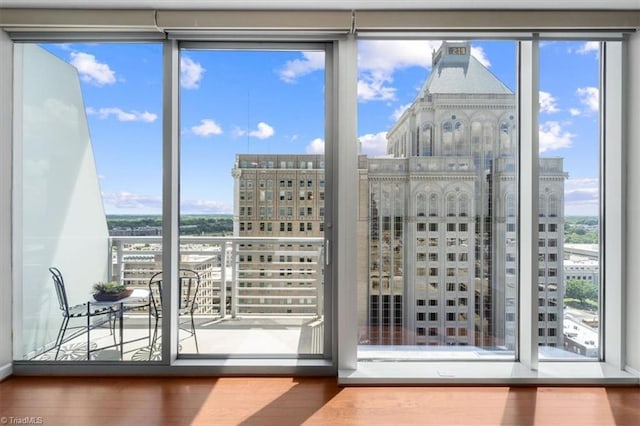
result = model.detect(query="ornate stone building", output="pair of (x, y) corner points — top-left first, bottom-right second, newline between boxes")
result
(358, 41), (567, 351)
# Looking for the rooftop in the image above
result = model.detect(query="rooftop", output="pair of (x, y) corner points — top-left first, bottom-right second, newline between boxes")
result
(420, 41), (513, 96)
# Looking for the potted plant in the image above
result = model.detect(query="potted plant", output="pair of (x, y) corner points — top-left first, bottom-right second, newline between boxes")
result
(92, 281), (132, 302)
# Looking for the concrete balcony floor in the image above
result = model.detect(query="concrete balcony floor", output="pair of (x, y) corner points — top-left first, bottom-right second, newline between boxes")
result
(33, 315), (324, 361)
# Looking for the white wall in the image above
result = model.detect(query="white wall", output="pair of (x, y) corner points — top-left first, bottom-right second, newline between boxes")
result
(16, 44), (110, 359)
(0, 30), (13, 380)
(626, 31), (640, 375)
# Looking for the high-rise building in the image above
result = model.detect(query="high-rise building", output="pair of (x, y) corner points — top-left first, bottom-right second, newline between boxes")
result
(358, 41), (567, 350)
(231, 42), (566, 351)
(231, 154), (325, 316)
(232, 154), (325, 239)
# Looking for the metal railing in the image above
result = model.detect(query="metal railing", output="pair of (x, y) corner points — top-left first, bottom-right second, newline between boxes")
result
(109, 236), (324, 319)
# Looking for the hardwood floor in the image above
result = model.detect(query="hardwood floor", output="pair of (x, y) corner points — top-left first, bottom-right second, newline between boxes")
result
(1, 376), (639, 425)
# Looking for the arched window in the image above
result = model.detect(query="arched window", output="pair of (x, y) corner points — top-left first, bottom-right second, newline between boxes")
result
(417, 193), (426, 217)
(549, 195), (559, 217)
(454, 121), (466, 155)
(459, 193), (469, 217)
(506, 194), (515, 217)
(483, 121), (494, 155)
(447, 194), (456, 217)
(471, 121), (482, 150)
(429, 194), (438, 217)
(539, 195), (546, 217)
(421, 123), (432, 156)
(500, 121), (514, 153)
(442, 121), (453, 155)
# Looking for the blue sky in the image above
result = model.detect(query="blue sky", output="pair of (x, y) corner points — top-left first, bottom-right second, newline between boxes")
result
(41, 40), (600, 216)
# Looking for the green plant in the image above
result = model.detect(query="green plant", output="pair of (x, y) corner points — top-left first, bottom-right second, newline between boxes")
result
(92, 281), (126, 294)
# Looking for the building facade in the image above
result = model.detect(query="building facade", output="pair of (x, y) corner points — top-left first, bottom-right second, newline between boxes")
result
(358, 41), (567, 351)
(230, 42), (567, 351)
(232, 154), (325, 316)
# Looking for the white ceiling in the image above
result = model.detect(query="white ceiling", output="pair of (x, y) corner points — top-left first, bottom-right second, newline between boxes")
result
(0, 0), (638, 10)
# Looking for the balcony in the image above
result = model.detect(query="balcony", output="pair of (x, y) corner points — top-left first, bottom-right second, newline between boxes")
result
(33, 236), (325, 361)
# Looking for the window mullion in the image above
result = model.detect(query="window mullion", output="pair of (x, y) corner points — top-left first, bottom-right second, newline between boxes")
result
(336, 35), (358, 373)
(518, 39), (539, 370)
(162, 38), (180, 364)
(602, 41), (624, 368)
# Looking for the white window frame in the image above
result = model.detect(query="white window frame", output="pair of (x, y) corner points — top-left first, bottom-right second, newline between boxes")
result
(1, 9), (638, 383)
(8, 35), (343, 376)
(337, 35), (637, 385)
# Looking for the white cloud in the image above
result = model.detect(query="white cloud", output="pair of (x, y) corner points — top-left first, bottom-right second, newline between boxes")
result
(180, 56), (205, 89)
(358, 75), (397, 102)
(357, 40), (440, 102)
(470, 46), (491, 68)
(232, 127), (246, 138)
(539, 91), (560, 114)
(391, 103), (412, 121)
(576, 41), (600, 56)
(181, 199), (232, 214)
(191, 119), (223, 137)
(250, 122), (275, 139)
(103, 192), (231, 214)
(138, 111), (157, 122)
(87, 107), (157, 123)
(356, 41), (491, 103)
(577, 86), (599, 112)
(539, 121), (575, 153)
(102, 192), (162, 210)
(569, 108), (581, 116)
(564, 177), (600, 216)
(69, 52), (116, 86)
(565, 177), (599, 197)
(359, 132), (388, 156)
(358, 40), (437, 76)
(235, 122), (275, 140)
(306, 138), (325, 154)
(279, 51), (325, 83)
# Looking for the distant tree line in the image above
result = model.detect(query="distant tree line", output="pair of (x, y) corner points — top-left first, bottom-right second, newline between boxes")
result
(564, 216), (599, 244)
(107, 215), (233, 236)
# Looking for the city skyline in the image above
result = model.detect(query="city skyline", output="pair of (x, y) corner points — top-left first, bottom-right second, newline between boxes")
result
(40, 40), (600, 216)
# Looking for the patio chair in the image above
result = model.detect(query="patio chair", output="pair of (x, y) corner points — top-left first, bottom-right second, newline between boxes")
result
(148, 269), (200, 357)
(49, 267), (117, 360)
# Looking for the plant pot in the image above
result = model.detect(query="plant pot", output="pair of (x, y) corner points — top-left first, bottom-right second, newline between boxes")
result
(93, 289), (133, 302)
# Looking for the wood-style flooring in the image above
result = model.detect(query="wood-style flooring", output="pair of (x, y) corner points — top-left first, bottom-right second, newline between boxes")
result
(1, 376), (639, 425)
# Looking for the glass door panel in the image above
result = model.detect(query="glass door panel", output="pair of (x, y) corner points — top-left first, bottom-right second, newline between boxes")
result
(538, 40), (601, 360)
(178, 47), (326, 357)
(356, 39), (518, 361)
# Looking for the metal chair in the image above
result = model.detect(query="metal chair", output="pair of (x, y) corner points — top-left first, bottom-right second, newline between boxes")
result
(148, 269), (200, 356)
(49, 267), (117, 360)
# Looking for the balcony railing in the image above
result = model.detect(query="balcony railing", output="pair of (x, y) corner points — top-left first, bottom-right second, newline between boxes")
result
(109, 236), (325, 319)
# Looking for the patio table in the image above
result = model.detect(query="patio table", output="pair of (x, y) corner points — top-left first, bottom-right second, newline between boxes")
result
(88, 288), (150, 359)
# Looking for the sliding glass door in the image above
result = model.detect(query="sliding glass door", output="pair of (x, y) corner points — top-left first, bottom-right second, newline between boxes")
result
(177, 44), (329, 358)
